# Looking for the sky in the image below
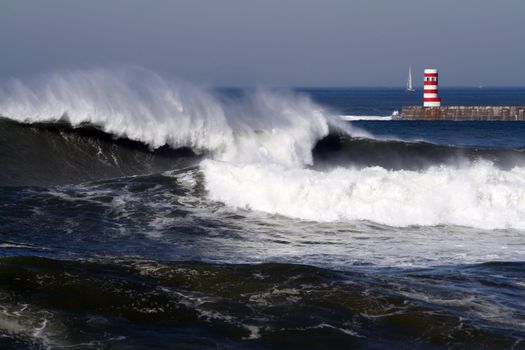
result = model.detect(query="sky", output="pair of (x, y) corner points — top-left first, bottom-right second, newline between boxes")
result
(1, 0), (524, 87)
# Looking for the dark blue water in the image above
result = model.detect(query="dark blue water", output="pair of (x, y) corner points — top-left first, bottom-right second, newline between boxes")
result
(302, 87), (525, 148)
(1, 85), (525, 349)
(352, 121), (525, 148)
(302, 87), (525, 116)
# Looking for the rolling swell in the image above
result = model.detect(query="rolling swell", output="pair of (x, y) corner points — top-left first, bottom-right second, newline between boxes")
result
(3, 115), (525, 188)
(0, 256), (522, 349)
(313, 133), (525, 170)
(0, 118), (199, 186)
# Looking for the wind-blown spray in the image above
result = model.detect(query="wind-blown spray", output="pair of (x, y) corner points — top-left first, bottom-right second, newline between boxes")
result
(0, 67), (349, 167)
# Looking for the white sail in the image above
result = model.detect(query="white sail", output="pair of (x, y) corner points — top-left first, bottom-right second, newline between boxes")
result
(406, 66), (415, 91)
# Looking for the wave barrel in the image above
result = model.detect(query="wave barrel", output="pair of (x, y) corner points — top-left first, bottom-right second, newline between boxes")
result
(423, 69), (441, 107)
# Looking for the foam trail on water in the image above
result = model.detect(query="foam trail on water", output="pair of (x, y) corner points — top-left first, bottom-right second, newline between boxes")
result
(339, 115), (392, 121)
(202, 160), (525, 230)
(0, 67), (363, 167)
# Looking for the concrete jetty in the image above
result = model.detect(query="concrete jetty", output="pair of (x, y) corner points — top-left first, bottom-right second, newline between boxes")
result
(395, 106), (525, 121)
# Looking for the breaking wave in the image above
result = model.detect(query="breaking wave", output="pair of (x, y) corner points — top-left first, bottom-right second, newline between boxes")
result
(2, 67), (525, 229)
(0, 67), (364, 168)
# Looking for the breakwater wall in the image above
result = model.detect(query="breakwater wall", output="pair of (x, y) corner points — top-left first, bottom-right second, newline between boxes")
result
(396, 106), (525, 120)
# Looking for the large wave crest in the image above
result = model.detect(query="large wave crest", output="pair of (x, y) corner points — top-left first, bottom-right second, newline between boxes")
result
(2, 67), (524, 229)
(0, 67), (358, 167)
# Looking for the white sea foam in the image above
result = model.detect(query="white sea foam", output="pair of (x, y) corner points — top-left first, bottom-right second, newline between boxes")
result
(2, 68), (524, 231)
(339, 115), (392, 121)
(202, 160), (525, 230)
(0, 67), (362, 167)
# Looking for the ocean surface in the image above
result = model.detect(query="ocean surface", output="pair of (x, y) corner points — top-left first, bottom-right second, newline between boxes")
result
(1, 69), (525, 349)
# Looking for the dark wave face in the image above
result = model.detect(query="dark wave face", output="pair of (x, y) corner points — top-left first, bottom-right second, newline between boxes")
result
(313, 133), (525, 171)
(0, 118), (200, 186)
(0, 256), (523, 350)
(4, 117), (525, 188)
(1, 74), (525, 349)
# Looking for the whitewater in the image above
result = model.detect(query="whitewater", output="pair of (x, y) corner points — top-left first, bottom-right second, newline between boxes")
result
(202, 160), (525, 229)
(2, 69), (525, 349)
(1, 68), (524, 232)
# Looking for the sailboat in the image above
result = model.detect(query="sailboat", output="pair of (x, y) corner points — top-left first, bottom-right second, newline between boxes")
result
(406, 66), (415, 92)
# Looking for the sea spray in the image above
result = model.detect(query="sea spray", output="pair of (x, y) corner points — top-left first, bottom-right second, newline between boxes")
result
(0, 67), (354, 167)
(0, 68), (233, 152)
(2, 72), (525, 349)
(3, 67), (525, 230)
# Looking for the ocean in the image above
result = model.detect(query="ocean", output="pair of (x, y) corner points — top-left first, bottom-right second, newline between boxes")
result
(1, 68), (525, 349)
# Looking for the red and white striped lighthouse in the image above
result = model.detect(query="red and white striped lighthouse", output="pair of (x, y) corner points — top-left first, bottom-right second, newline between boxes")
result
(423, 69), (441, 107)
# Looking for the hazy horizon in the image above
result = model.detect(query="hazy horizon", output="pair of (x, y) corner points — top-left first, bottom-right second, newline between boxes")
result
(1, 0), (524, 87)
